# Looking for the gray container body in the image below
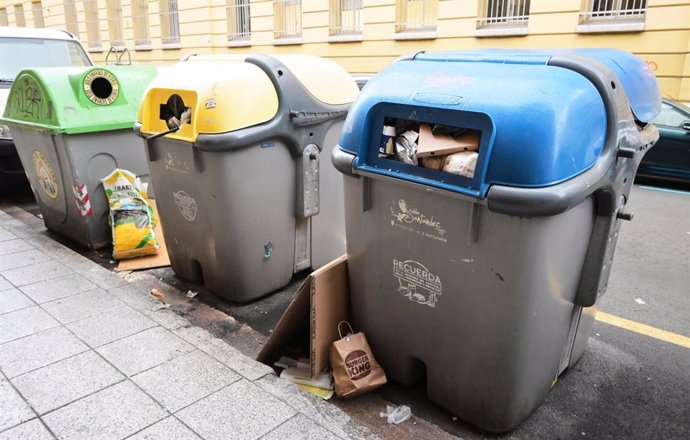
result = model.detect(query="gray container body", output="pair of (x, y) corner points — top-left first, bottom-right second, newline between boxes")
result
(342, 174), (598, 431)
(145, 119), (346, 303)
(12, 127), (152, 249)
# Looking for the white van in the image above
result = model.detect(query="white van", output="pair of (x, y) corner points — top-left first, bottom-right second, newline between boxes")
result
(0, 26), (92, 189)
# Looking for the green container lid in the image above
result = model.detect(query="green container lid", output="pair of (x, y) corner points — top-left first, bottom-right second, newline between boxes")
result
(1, 65), (158, 135)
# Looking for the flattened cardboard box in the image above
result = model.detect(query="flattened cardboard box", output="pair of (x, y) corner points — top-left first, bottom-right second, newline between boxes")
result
(257, 255), (349, 379)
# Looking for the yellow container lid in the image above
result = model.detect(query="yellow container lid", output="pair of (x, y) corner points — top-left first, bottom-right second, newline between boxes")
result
(137, 59), (279, 143)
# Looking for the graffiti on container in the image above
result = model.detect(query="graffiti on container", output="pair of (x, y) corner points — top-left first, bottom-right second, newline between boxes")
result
(12, 78), (46, 119)
(393, 259), (442, 308)
(390, 198), (447, 242)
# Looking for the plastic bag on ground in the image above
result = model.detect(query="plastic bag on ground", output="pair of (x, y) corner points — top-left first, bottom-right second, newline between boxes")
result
(102, 169), (159, 260)
(380, 404), (412, 425)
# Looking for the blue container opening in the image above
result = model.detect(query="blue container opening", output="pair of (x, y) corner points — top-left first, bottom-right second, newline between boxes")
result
(355, 103), (495, 198)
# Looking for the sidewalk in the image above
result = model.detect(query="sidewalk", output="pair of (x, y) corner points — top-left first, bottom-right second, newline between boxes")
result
(0, 205), (376, 440)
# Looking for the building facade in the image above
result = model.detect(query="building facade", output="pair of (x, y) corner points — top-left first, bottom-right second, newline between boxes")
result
(1, 0), (689, 101)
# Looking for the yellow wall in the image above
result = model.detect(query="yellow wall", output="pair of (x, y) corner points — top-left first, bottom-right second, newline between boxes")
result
(1, 0), (689, 100)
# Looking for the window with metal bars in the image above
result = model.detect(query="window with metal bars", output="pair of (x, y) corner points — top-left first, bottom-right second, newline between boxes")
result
(107, 0), (125, 47)
(14, 3), (26, 27)
(274, 0), (301, 39)
(395, 0), (438, 33)
(477, 0), (530, 28)
(0, 8), (7, 26)
(160, 0), (181, 46)
(227, 0), (251, 41)
(31, 1), (44, 27)
(63, 0), (79, 36)
(84, 0), (101, 49)
(581, 0), (646, 22)
(330, 0), (362, 35)
(132, 0), (151, 47)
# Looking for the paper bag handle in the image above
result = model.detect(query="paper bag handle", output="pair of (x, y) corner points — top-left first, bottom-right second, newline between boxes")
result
(337, 321), (355, 340)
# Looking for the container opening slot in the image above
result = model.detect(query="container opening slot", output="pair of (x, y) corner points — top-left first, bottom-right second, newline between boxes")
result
(379, 117), (481, 179)
(159, 94), (192, 130)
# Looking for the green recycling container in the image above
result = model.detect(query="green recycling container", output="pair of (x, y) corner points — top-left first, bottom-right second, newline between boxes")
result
(1, 65), (157, 249)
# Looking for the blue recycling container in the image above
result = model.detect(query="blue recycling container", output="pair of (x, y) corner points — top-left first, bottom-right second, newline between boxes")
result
(332, 49), (660, 432)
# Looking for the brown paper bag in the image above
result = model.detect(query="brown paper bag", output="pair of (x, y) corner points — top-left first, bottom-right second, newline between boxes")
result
(329, 321), (387, 398)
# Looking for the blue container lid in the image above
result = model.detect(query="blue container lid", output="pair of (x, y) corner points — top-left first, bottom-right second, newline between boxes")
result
(340, 49), (660, 198)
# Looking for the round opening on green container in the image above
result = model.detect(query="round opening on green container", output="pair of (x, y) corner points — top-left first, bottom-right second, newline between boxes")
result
(91, 77), (113, 100)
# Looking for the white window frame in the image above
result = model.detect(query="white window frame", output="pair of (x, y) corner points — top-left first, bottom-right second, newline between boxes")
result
(578, 0), (647, 33)
(329, 0), (363, 42)
(132, 0), (151, 49)
(160, 0), (181, 48)
(394, 0), (438, 40)
(273, 0), (302, 45)
(31, 1), (45, 28)
(63, 0), (80, 37)
(226, 0), (251, 46)
(107, 0), (125, 48)
(13, 3), (26, 27)
(476, 0), (530, 37)
(84, 0), (102, 51)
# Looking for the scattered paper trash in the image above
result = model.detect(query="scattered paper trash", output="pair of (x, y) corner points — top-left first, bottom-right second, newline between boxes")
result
(150, 289), (165, 300)
(634, 298), (646, 305)
(186, 290), (198, 299)
(380, 404), (412, 425)
(279, 367), (334, 400)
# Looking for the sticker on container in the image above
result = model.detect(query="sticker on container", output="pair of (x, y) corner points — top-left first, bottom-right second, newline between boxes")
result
(83, 69), (119, 106)
(390, 198), (447, 243)
(173, 190), (197, 221)
(393, 259), (442, 308)
(73, 183), (92, 216)
(31, 151), (58, 199)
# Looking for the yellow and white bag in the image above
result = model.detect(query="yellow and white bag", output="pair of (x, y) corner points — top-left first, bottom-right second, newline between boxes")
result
(101, 169), (159, 260)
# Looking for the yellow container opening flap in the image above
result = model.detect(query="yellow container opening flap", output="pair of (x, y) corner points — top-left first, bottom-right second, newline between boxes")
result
(138, 61), (279, 142)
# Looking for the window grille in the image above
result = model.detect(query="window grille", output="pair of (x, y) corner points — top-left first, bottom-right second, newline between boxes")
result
(227, 0), (251, 41)
(107, 0), (124, 47)
(477, 0), (530, 28)
(132, 0), (151, 46)
(63, 0), (79, 36)
(160, 0), (181, 45)
(580, 0), (646, 22)
(32, 1), (44, 28)
(274, 0), (301, 39)
(329, 0), (362, 35)
(84, 0), (101, 49)
(14, 3), (26, 27)
(395, 0), (438, 33)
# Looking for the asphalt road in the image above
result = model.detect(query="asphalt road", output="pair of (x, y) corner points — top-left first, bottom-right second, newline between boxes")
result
(2, 180), (689, 440)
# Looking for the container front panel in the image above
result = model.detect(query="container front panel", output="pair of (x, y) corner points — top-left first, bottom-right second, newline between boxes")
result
(64, 131), (153, 249)
(343, 174), (595, 432)
(147, 138), (296, 302)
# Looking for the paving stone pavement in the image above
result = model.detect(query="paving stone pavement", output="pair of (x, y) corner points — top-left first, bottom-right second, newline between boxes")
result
(0, 207), (377, 440)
